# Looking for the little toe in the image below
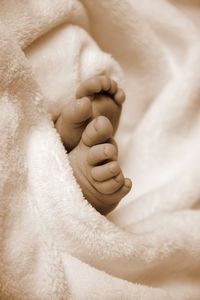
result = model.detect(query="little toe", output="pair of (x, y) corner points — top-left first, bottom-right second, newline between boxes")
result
(94, 172), (125, 195)
(91, 161), (121, 182)
(81, 116), (113, 147)
(87, 143), (117, 166)
(114, 88), (126, 104)
(103, 178), (132, 215)
(111, 178), (132, 201)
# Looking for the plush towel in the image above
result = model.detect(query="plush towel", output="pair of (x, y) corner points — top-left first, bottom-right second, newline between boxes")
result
(1, 0), (200, 299)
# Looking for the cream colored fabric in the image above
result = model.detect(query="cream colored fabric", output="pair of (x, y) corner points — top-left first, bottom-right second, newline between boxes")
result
(0, 0), (200, 299)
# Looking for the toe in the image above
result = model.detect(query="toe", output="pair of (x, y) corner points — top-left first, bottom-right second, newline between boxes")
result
(76, 76), (118, 99)
(81, 116), (113, 147)
(94, 172), (125, 195)
(55, 98), (92, 151)
(110, 178), (132, 201)
(59, 98), (92, 126)
(76, 77), (102, 98)
(91, 161), (121, 181)
(103, 178), (132, 215)
(98, 76), (118, 95)
(73, 97), (93, 125)
(68, 97), (92, 125)
(87, 143), (117, 166)
(108, 79), (118, 95)
(99, 75), (111, 92)
(114, 88), (126, 104)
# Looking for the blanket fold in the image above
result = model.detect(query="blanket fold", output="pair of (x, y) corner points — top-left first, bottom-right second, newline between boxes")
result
(1, 0), (200, 299)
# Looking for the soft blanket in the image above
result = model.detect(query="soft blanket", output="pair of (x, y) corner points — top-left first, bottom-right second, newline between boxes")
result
(1, 0), (200, 299)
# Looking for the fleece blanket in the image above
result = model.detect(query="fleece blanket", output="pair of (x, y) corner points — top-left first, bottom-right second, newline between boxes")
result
(1, 0), (200, 299)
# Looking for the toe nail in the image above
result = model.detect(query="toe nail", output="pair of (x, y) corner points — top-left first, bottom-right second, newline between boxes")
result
(115, 174), (124, 184)
(94, 116), (104, 130)
(110, 162), (119, 174)
(104, 145), (111, 157)
(76, 99), (84, 106)
(125, 178), (132, 189)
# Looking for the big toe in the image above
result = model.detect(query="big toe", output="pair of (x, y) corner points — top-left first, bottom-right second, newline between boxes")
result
(81, 116), (113, 147)
(61, 97), (92, 125)
(56, 97), (92, 151)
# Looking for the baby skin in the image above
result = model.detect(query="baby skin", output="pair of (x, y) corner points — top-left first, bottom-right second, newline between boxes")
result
(55, 75), (132, 215)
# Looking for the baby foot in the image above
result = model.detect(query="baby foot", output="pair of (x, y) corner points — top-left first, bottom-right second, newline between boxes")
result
(69, 116), (132, 215)
(55, 75), (125, 152)
(76, 75), (126, 134)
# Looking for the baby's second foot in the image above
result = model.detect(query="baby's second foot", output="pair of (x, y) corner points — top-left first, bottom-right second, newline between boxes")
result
(76, 75), (126, 134)
(69, 116), (132, 215)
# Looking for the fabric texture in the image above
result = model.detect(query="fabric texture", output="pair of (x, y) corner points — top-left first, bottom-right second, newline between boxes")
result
(0, 0), (200, 299)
